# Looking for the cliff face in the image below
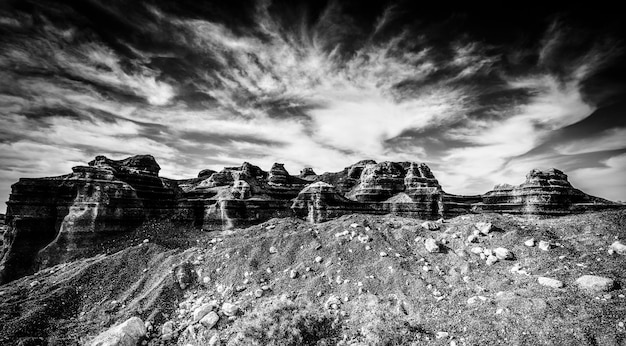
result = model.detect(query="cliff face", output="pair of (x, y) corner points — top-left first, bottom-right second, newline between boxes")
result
(0, 155), (178, 284)
(475, 168), (619, 215)
(1, 155), (622, 284)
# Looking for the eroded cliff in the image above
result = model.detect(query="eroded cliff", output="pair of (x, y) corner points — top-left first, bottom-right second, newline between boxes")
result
(0, 155), (622, 284)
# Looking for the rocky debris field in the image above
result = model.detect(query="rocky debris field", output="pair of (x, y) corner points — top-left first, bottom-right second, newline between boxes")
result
(1, 210), (625, 345)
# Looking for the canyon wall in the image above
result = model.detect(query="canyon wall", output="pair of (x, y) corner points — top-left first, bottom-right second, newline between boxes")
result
(1, 155), (622, 284)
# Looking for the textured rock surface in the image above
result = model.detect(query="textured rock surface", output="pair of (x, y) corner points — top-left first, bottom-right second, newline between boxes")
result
(0, 155), (179, 284)
(1, 155), (623, 285)
(90, 316), (146, 346)
(476, 168), (620, 215)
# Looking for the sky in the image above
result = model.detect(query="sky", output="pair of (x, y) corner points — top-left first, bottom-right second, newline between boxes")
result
(1, 0), (625, 213)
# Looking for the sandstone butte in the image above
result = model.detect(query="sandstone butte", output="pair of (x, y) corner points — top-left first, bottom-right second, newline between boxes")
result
(0, 154), (622, 284)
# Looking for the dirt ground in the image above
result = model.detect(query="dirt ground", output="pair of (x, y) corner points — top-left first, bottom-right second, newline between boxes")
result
(1, 210), (625, 345)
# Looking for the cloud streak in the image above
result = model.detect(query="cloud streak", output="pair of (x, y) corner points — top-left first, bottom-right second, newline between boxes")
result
(0, 1), (624, 212)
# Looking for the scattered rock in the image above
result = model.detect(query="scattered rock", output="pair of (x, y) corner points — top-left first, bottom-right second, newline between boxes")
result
(424, 238), (441, 253)
(610, 241), (626, 255)
(161, 321), (175, 335)
(470, 246), (484, 254)
(200, 311), (220, 329)
(467, 234), (479, 243)
(193, 303), (216, 322)
(173, 262), (195, 290)
(254, 289), (264, 298)
(486, 255), (498, 266)
(524, 238), (536, 247)
(379, 251), (388, 257)
(221, 302), (239, 316)
(575, 275), (615, 292)
(269, 246), (277, 254)
(538, 277), (564, 288)
(494, 247), (515, 260)
(315, 256), (323, 263)
(90, 317), (146, 346)
(475, 222), (494, 235)
(208, 333), (221, 346)
(421, 221), (440, 231)
(436, 331), (449, 339)
(538, 241), (552, 251)
(289, 269), (299, 279)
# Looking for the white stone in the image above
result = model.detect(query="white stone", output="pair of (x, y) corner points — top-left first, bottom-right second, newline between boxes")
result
(221, 302), (239, 316)
(315, 256), (323, 263)
(200, 311), (219, 329)
(537, 277), (564, 288)
(467, 234), (479, 243)
(380, 251), (388, 257)
(475, 222), (494, 235)
(538, 240), (552, 251)
(494, 247), (514, 260)
(421, 221), (440, 231)
(436, 331), (449, 339)
(610, 241), (626, 255)
(575, 275), (615, 292)
(470, 246), (484, 254)
(193, 303), (215, 322)
(90, 317), (146, 346)
(161, 321), (175, 335)
(424, 238), (440, 253)
(208, 333), (221, 346)
(289, 269), (299, 279)
(269, 246), (277, 254)
(486, 255), (498, 266)
(524, 238), (536, 247)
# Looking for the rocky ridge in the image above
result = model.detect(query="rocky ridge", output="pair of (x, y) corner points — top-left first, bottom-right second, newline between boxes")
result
(0, 210), (624, 345)
(0, 155), (622, 285)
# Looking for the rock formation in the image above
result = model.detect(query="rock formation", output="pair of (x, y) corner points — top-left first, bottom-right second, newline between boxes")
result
(474, 168), (618, 215)
(0, 155), (178, 284)
(1, 155), (622, 284)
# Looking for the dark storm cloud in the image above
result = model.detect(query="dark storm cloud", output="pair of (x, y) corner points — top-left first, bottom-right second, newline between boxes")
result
(0, 0), (625, 212)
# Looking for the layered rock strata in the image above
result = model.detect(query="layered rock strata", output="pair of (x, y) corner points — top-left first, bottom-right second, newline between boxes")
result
(474, 168), (619, 215)
(1, 155), (622, 284)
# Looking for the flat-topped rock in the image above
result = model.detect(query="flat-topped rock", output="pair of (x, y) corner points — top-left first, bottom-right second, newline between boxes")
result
(476, 168), (621, 215)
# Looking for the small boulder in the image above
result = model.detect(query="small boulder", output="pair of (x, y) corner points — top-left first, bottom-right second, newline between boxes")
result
(475, 222), (494, 235)
(486, 255), (498, 266)
(470, 246), (484, 254)
(90, 317), (146, 346)
(610, 241), (626, 255)
(538, 277), (564, 288)
(538, 241), (552, 251)
(193, 303), (216, 322)
(424, 238), (441, 253)
(575, 275), (615, 292)
(173, 262), (195, 290)
(161, 321), (175, 335)
(289, 269), (299, 279)
(269, 246), (278, 254)
(524, 238), (536, 247)
(200, 311), (220, 329)
(221, 302), (239, 316)
(421, 221), (440, 231)
(494, 247), (515, 260)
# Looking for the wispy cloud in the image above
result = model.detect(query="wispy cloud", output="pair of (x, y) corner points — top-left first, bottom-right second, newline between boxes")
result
(0, 1), (624, 213)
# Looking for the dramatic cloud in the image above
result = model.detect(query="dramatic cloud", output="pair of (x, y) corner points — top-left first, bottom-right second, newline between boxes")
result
(0, 1), (625, 212)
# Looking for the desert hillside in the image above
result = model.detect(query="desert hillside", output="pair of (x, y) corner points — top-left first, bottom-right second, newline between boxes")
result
(1, 210), (625, 345)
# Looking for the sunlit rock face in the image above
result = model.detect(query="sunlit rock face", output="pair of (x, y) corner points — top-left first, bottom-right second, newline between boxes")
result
(1, 155), (623, 284)
(0, 155), (178, 284)
(475, 168), (620, 215)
